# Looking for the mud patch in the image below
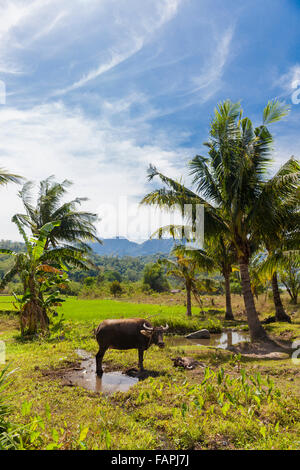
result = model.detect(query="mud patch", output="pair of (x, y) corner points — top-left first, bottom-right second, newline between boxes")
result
(41, 349), (166, 394)
(228, 338), (292, 359)
(41, 350), (139, 394)
(62, 349), (139, 394)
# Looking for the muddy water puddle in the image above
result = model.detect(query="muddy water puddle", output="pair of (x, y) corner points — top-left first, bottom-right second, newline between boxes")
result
(167, 330), (250, 349)
(64, 349), (138, 394)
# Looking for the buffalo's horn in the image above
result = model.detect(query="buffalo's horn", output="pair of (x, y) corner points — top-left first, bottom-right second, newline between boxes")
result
(143, 323), (154, 331)
(162, 324), (169, 331)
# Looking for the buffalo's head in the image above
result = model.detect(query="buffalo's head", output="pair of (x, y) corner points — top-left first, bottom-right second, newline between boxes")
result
(140, 323), (169, 348)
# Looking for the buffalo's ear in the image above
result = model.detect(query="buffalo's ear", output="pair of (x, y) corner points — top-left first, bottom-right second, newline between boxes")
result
(140, 329), (152, 337)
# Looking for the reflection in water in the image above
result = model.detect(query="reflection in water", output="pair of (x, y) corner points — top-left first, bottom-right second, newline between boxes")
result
(167, 330), (250, 349)
(66, 351), (138, 394)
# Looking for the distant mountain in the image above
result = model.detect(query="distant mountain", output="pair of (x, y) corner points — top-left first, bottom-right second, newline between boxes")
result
(91, 237), (175, 257)
(0, 237), (175, 258)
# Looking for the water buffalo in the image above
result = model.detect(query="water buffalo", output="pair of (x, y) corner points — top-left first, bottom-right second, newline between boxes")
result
(95, 318), (169, 375)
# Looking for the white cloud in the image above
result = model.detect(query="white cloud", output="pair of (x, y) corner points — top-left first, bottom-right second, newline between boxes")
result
(0, 102), (188, 241)
(54, 0), (183, 95)
(158, 0), (182, 23)
(0, 0), (64, 74)
(0, 0), (184, 96)
(278, 64), (300, 91)
(93, 26), (235, 125)
(54, 38), (145, 96)
(0, 1), (30, 38)
(26, 11), (68, 44)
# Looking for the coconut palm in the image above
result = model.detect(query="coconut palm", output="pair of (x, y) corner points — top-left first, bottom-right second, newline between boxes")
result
(254, 182), (300, 321)
(15, 176), (101, 251)
(204, 234), (237, 320)
(176, 234), (237, 320)
(280, 256), (300, 305)
(159, 245), (213, 316)
(248, 254), (268, 300)
(142, 100), (299, 342)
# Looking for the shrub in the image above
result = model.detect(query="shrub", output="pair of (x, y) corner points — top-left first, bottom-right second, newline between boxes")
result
(83, 277), (96, 287)
(105, 271), (122, 283)
(110, 281), (123, 297)
(142, 263), (169, 293)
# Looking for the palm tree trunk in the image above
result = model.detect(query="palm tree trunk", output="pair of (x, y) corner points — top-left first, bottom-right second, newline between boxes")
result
(186, 282), (192, 317)
(271, 273), (291, 322)
(239, 259), (268, 342)
(290, 294), (298, 305)
(283, 283), (298, 305)
(224, 270), (234, 320)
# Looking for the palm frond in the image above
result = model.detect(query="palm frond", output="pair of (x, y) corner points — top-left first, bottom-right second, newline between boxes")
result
(0, 169), (23, 186)
(262, 100), (290, 125)
(11, 215), (32, 255)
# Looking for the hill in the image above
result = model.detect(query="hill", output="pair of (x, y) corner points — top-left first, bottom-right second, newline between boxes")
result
(91, 237), (174, 257)
(0, 237), (175, 258)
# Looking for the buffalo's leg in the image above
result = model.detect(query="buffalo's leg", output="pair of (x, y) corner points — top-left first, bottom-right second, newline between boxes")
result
(138, 348), (144, 371)
(96, 346), (107, 375)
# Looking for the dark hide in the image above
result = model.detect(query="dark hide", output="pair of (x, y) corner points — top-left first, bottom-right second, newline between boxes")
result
(95, 318), (168, 375)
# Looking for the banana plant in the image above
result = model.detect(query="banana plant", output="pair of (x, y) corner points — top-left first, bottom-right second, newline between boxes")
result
(0, 217), (91, 335)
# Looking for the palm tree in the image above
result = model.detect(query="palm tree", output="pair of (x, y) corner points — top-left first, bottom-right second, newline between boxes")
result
(175, 234), (236, 320)
(204, 235), (237, 320)
(254, 183), (300, 321)
(248, 254), (268, 300)
(280, 256), (300, 305)
(159, 245), (213, 316)
(0, 217), (91, 335)
(142, 100), (299, 342)
(15, 176), (101, 251)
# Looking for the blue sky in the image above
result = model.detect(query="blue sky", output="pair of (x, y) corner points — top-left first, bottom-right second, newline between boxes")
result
(0, 0), (299, 241)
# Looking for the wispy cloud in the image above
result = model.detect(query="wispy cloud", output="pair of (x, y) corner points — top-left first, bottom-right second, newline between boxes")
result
(26, 11), (68, 44)
(0, 0), (67, 74)
(188, 26), (234, 98)
(277, 64), (300, 92)
(54, 37), (145, 96)
(53, 0), (183, 95)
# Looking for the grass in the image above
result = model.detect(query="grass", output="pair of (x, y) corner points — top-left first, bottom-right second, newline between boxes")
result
(1, 291), (299, 337)
(0, 299), (300, 450)
(0, 296), (18, 313)
(0, 296), (225, 334)
(57, 298), (224, 334)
